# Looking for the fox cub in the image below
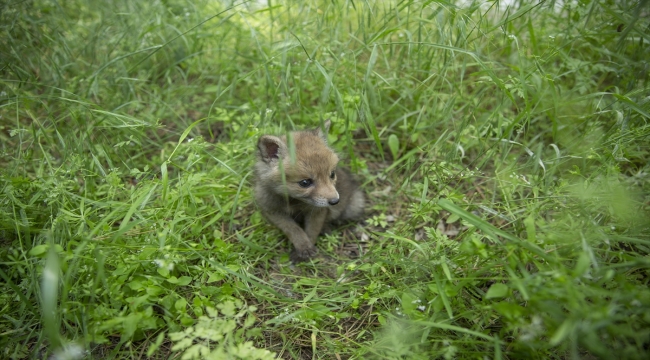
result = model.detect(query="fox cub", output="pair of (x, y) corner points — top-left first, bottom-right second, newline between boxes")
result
(254, 121), (365, 262)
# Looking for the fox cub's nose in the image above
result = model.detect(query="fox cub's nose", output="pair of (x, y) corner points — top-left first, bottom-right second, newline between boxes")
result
(328, 198), (340, 205)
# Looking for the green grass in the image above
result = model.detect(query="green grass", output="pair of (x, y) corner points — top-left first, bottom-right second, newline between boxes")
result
(1, 0), (649, 358)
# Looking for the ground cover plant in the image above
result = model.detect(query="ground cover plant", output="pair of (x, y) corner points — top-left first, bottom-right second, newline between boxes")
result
(1, 0), (649, 358)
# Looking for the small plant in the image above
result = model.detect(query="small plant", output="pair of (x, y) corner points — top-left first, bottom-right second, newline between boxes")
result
(368, 213), (389, 228)
(168, 300), (275, 360)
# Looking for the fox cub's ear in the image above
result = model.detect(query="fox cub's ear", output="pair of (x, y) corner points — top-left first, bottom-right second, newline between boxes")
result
(315, 119), (332, 142)
(258, 135), (286, 163)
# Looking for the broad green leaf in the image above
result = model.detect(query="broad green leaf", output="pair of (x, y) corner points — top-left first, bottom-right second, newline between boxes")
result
(485, 283), (509, 299)
(492, 301), (525, 319)
(207, 272), (224, 283)
(176, 276), (192, 286)
(146, 286), (163, 297)
(29, 244), (49, 257)
(446, 213), (460, 224)
(388, 134), (399, 160)
(175, 298), (188, 312)
(157, 267), (170, 278)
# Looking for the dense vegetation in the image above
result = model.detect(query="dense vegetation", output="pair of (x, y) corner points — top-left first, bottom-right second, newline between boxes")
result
(1, 0), (649, 358)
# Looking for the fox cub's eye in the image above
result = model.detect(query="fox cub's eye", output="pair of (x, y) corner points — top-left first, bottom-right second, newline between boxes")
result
(330, 171), (336, 179)
(298, 179), (313, 188)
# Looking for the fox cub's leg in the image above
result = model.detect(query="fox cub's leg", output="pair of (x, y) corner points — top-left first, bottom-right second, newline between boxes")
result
(262, 211), (317, 262)
(304, 208), (328, 245)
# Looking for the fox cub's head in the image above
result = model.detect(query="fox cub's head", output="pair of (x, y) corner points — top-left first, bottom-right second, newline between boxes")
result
(257, 121), (340, 207)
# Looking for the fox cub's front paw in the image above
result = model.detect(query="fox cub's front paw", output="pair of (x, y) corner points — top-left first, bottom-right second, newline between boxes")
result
(290, 246), (318, 263)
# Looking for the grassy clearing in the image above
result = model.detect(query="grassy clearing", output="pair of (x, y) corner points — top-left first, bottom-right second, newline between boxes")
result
(1, 0), (649, 358)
